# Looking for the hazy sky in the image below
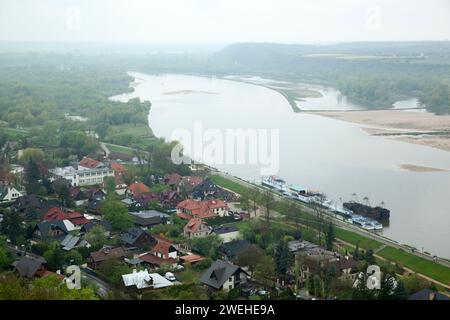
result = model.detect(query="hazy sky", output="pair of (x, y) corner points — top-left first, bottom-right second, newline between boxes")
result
(0, 0), (449, 44)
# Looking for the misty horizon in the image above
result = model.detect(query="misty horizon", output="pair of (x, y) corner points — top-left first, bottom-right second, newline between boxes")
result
(1, 0), (449, 45)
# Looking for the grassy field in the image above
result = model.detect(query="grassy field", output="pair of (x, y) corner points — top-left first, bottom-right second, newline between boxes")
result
(104, 143), (136, 155)
(109, 123), (152, 137)
(334, 228), (383, 250)
(210, 175), (249, 195)
(378, 247), (450, 285)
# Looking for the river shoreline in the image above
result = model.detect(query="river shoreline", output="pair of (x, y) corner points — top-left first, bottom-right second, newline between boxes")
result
(312, 109), (450, 153)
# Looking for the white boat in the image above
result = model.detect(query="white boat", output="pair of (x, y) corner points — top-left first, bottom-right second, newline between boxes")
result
(262, 175), (289, 193)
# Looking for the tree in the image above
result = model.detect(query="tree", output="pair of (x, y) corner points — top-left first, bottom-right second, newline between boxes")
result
(253, 255), (276, 289)
(43, 241), (65, 271)
(325, 222), (335, 251)
(0, 211), (24, 243)
(189, 235), (222, 260)
(236, 245), (266, 276)
(24, 157), (41, 195)
(101, 200), (133, 231)
(274, 240), (293, 277)
(52, 178), (71, 206)
(364, 249), (375, 264)
(261, 190), (274, 224)
(378, 273), (398, 300)
(0, 238), (13, 270)
(84, 225), (107, 248)
(103, 176), (117, 199)
(19, 148), (45, 166)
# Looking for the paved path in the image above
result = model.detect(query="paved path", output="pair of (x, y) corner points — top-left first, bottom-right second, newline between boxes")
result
(100, 142), (110, 157)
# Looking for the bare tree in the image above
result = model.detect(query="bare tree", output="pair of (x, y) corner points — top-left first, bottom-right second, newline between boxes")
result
(261, 190), (274, 225)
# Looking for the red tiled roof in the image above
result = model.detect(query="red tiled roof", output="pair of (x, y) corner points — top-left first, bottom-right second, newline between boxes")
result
(43, 207), (66, 221)
(43, 208), (89, 225)
(70, 216), (91, 226)
(111, 161), (126, 174)
(79, 157), (102, 169)
(184, 218), (205, 234)
(128, 182), (151, 195)
(151, 241), (174, 257)
(176, 199), (227, 219)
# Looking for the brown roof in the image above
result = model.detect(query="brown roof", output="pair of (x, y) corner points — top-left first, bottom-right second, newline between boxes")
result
(184, 218), (207, 234)
(180, 254), (204, 263)
(111, 161), (126, 174)
(89, 247), (125, 263)
(164, 173), (182, 185)
(177, 199), (228, 219)
(128, 182), (151, 195)
(138, 252), (177, 267)
(79, 157), (102, 169)
(151, 241), (174, 257)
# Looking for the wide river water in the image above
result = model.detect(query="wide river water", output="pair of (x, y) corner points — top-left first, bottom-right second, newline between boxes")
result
(111, 72), (450, 259)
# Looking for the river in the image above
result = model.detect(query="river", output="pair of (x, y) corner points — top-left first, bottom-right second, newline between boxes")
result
(111, 72), (450, 259)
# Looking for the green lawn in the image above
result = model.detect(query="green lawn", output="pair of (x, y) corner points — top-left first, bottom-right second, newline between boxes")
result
(378, 246), (450, 285)
(334, 228), (383, 250)
(210, 175), (248, 195)
(109, 123), (152, 137)
(104, 143), (135, 156)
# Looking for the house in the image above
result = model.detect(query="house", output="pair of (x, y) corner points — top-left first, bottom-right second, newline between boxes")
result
(159, 189), (181, 210)
(86, 188), (106, 201)
(121, 227), (156, 249)
(219, 240), (251, 262)
(177, 176), (203, 195)
(114, 177), (128, 195)
(80, 220), (112, 236)
(87, 199), (104, 215)
(11, 194), (42, 213)
(33, 220), (72, 240)
(88, 246), (126, 269)
(122, 269), (173, 291)
(213, 225), (240, 243)
(133, 192), (159, 208)
(330, 256), (360, 279)
(59, 234), (90, 251)
(138, 238), (179, 269)
(200, 260), (248, 291)
(111, 161), (127, 176)
(191, 179), (220, 200)
(163, 173), (183, 189)
(43, 207), (90, 227)
(129, 210), (169, 228)
(176, 199), (228, 220)
(151, 240), (179, 260)
(128, 182), (151, 196)
(12, 256), (47, 278)
(79, 157), (104, 169)
(180, 254), (204, 265)
(0, 185), (24, 203)
(183, 218), (212, 238)
(69, 187), (89, 206)
(408, 289), (450, 301)
(49, 157), (114, 187)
